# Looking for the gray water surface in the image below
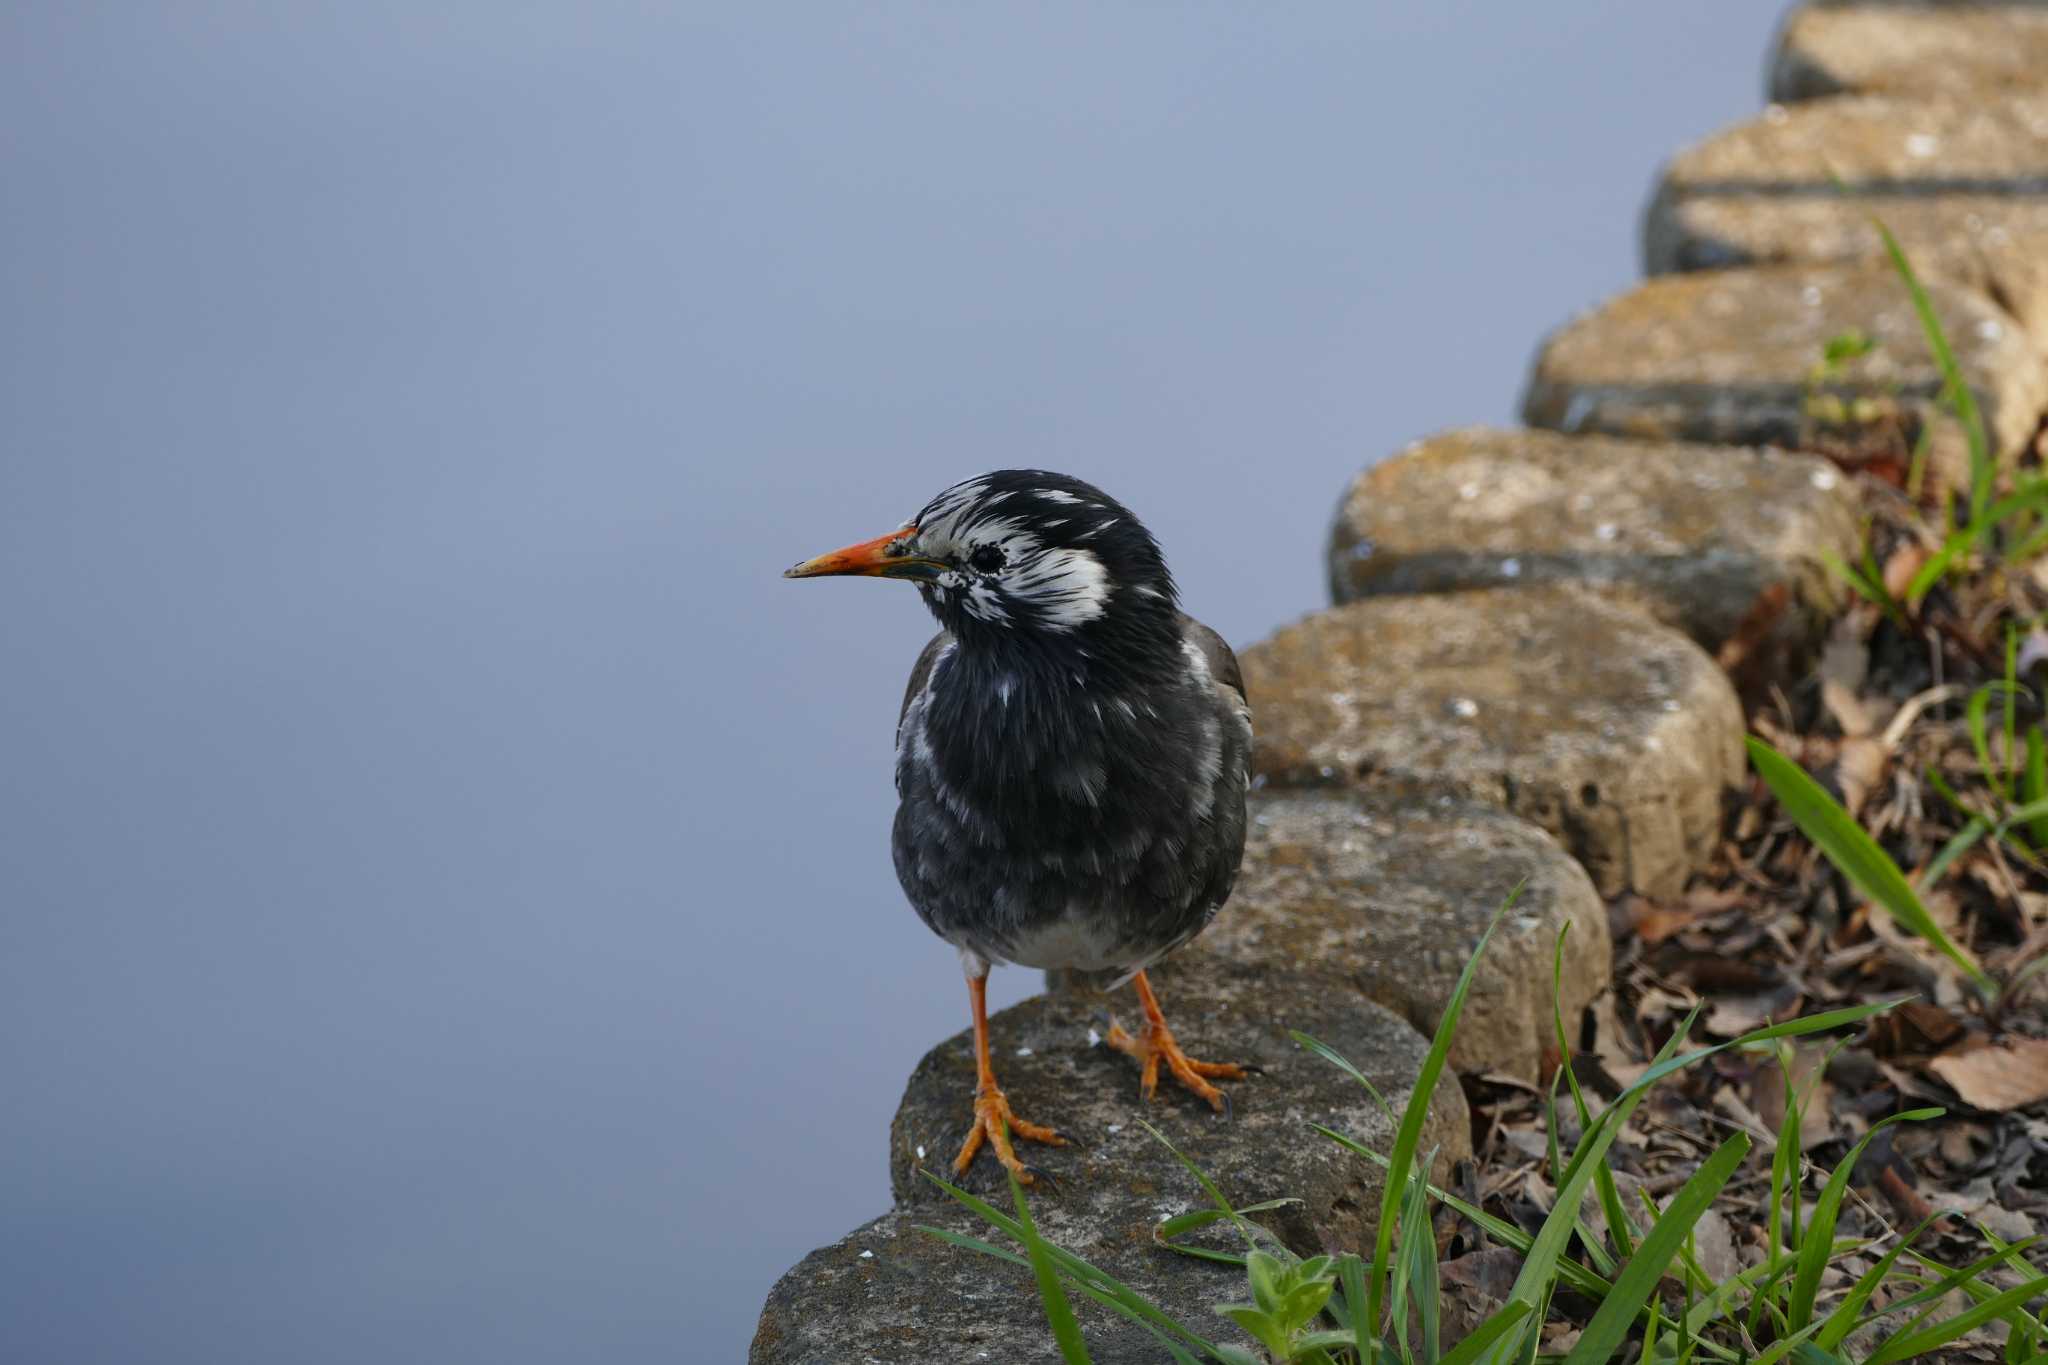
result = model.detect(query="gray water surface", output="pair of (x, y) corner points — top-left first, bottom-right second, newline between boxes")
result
(2, 4), (1781, 1360)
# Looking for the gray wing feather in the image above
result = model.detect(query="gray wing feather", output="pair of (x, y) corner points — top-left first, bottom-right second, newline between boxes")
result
(1177, 613), (1248, 716)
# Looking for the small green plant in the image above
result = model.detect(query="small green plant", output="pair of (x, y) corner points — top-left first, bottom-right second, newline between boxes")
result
(916, 890), (2036, 1363)
(1803, 327), (1888, 430)
(1871, 217), (1994, 530)
(1746, 735), (1995, 999)
(1818, 217), (2048, 611)
(1820, 525), (1910, 631)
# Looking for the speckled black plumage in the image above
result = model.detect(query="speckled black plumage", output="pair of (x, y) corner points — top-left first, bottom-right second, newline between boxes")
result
(886, 472), (1251, 977)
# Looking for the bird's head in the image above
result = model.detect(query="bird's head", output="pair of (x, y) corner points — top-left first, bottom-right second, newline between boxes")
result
(786, 470), (1179, 664)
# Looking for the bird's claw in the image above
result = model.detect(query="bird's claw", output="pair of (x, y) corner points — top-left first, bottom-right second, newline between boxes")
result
(1021, 1163), (1064, 1195)
(1106, 1016), (1250, 1114)
(953, 1085), (1065, 1185)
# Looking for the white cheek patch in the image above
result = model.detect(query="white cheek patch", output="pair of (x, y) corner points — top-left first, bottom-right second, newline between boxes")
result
(1006, 545), (1111, 631)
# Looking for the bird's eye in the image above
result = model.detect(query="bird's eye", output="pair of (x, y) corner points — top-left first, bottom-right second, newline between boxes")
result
(968, 545), (1005, 574)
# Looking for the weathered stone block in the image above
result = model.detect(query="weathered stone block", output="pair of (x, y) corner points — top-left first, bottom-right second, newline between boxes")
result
(755, 884), (1479, 1362)
(1645, 94), (2048, 354)
(751, 1205), (1242, 1365)
(1521, 263), (2048, 495)
(1199, 789), (1610, 1081)
(1327, 426), (1863, 657)
(887, 950), (1468, 1257)
(1771, 6), (2048, 102)
(1241, 589), (1745, 898)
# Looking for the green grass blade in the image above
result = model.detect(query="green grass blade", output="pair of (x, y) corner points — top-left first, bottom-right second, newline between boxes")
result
(1872, 213), (1992, 524)
(1788, 1109), (1943, 1330)
(1010, 1164), (1094, 1363)
(1437, 1303), (1535, 1365)
(1989, 1249), (2046, 1360)
(1336, 1252), (1368, 1356)
(1752, 1047), (1803, 1339)
(1823, 547), (1911, 626)
(1900, 1252), (2048, 1365)
(1136, 1119), (1264, 1250)
(916, 1227), (1203, 1363)
(922, 1170), (1223, 1356)
(1623, 998), (1901, 1108)
(1997, 796), (2048, 831)
(1156, 1199), (1302, 1245)
(1309, 1125), (1621, 1303)
(1904, 528), (1968, 607)
(1750, 1323), (1846, 1365)
(1685, 1250), (1801, 1339)
(1970, 684), (2003, 801)
(1289, 1030), (1397, 1126)
(1562, 1132), (1750, 1365)
(1856, 1238), (2043, 1337)
(1866, 1275), (2048, 1365)
(1482, 1023), (1698, 1364)
(1365, 883), (1523, 1340)
(1924, 816), (1991, 891)
(1778, 1044), (1806, 1245)
(1747, 736), (1995, 994)
(1812, 1213), (1955, 1352)
(1905, 1238), (2048, 1351)
(1553, 926), (1635, 1262)
(2006, 627), (2020, 796)
(1392, 1145), (1440, 1364)
(2026, 729), (2048, 851)
(1980, 1224), (2048, 1358)
(1905, 486), (2048, 605)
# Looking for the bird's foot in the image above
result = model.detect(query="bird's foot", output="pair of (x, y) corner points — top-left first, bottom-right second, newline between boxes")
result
(954, 1085), (1066, 1184)
(1105, 1017), (1248, 1112)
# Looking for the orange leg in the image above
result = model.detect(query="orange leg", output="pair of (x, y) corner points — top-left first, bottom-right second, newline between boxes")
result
(1105, 970), (1248, 1111)
(952, 972), (1065, 1183)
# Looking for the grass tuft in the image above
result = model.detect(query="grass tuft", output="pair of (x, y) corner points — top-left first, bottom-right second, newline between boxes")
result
(920, 888), (2028, 1364)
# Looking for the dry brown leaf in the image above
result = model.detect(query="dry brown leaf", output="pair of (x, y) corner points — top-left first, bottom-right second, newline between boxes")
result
(1869, 1001), (1970, 1058)
(1882, 542), (1929, 600)
(1834, 736), (1886, 819)
(1818, 618), (1871, 704)
(1752, 1039), (1837, 1150)
(1929, 1037), (2048, 1112)
(1628, 898), (1702, 946)
(1438, 1247), (1520, 1345)
(1634, 984), (1698, 1026)
(1821, 677), (1874, 739)
(1936, 1121), (1993, 1171)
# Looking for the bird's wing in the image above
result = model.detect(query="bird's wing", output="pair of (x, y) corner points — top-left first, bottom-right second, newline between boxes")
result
(1178, 613), (1247, 714)
(898, 630), (956, 731)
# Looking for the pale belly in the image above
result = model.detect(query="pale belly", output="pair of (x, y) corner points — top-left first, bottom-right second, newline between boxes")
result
(980, 907), (1134, 973)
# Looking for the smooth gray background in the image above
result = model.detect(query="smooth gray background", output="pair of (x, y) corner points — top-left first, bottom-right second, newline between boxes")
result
(3, 3), (1782, 1360)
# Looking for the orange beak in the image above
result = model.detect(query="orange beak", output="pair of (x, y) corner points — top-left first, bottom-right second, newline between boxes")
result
(783, 529), (945, 582)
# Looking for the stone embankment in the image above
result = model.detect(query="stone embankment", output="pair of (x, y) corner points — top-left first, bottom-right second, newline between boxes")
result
(753, 4), (2048, 1359)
